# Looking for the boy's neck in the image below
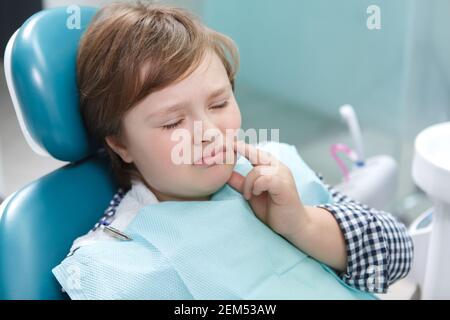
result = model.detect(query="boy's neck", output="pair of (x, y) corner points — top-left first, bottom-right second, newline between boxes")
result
(142, 179), (212, 202)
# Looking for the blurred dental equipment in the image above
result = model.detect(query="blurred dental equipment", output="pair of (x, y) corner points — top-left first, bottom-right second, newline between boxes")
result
(339, 104), (365, 165)
(411, 122), (450, 299)
(330, 104), (398, 210)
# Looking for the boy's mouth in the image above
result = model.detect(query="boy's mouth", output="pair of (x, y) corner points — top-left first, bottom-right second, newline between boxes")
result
(193, 145), (233, 167)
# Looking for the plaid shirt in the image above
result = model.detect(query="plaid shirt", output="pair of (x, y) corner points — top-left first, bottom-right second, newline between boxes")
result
(315, 173), (414, 294)
(97, 175), (413, 294)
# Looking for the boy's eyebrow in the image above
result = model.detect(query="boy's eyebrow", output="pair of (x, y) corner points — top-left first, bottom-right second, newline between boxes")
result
(207, 84), (232, 100)
(147, 84), (232, 119)
(148, 104), (185, 119)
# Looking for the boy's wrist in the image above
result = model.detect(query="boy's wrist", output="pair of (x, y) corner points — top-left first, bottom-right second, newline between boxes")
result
(282, 205), (348, 272)
(281, 205), (314, 242)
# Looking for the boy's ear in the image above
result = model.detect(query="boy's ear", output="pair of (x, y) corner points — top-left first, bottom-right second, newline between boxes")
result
(105, 135), (133, 163)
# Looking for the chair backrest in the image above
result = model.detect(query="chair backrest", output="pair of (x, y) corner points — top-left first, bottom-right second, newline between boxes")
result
(0, 6), (119, 299)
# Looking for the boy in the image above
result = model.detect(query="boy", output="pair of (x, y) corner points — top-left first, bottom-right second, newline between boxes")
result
(54, 2), (413, 298)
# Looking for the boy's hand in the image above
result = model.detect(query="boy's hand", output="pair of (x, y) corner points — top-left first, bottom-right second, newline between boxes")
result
(227, 141), (347, 271)
(227, 141), (310, 237)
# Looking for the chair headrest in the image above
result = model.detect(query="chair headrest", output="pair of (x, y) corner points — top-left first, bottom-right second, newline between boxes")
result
(4, 6), (99, 162)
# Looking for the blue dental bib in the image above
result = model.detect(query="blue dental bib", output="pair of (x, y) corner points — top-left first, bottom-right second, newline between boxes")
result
(53, 142), (376, 300)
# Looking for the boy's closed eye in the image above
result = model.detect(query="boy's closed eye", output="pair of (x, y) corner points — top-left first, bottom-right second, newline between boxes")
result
(161, 99), (230, 130)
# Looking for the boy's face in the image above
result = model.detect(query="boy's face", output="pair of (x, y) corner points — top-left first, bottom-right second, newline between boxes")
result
(106, 50), (242, 201)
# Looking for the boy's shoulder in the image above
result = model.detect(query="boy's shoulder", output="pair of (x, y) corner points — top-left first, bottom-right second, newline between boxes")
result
(255, 140), (297, 152)
(66, 180), (158, 257)
(255, 141), (304, 164)
(255, 140), (296, 151)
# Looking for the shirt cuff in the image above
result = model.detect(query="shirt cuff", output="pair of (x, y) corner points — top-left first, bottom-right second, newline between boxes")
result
(316, 202), (390, 293)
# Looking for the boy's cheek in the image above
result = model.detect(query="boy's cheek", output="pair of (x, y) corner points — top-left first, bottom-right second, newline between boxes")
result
(219, 109), (241, 134)
(229, 103), (242, 128)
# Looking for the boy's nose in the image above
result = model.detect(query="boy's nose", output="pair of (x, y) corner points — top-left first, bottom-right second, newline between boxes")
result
(193, 119), (222, 144)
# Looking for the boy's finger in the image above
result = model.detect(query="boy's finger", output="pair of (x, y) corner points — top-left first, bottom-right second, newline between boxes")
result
(227, 171), (245, 194)
(243, 165), (272, 200)
(252, 175), (273, 196)
(233, 141), (278, 167)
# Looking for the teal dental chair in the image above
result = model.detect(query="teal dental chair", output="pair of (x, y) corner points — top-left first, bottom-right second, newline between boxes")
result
(0, 6), (119, 299)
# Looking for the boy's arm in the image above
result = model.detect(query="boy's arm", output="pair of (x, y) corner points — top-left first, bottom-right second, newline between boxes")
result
(312, 172), (414, 294)
(282, 206), (349, 273)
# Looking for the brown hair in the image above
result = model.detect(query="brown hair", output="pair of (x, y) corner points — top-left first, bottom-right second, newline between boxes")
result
(78, 1), (239, 191)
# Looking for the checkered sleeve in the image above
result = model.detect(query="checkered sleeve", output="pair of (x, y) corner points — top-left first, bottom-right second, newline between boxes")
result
(91, 188), (126, 232)
(314, 173), (414, 293)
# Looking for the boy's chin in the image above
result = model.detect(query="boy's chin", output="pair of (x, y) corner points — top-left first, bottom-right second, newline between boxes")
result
(192, 163), (235, 194)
